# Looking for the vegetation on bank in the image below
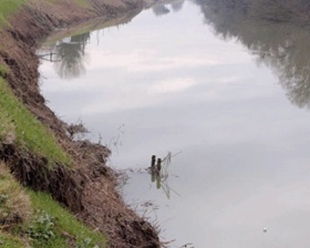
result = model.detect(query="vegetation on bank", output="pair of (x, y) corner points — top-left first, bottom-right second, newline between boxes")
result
(0, 55), (106, 247)
(0, 1), (106, 246)
(0, 0), (25, 27)
(0, 68), (71, 167)
(0, 0), (93, 28)
(0, 162), (106, 247)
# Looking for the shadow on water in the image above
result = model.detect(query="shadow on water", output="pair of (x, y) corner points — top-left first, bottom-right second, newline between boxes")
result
(151, 0), (185, 16)
(39, 0), (310, 110)
(52, 32), (90, 79)
(37, 0), (187, 79)
(192, 0), (310, 109)
(37, 11), (142, 79)
(37, 0), (187, 80)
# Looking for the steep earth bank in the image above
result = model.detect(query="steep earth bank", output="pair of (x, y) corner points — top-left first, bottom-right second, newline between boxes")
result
(0, 0), (160, 247)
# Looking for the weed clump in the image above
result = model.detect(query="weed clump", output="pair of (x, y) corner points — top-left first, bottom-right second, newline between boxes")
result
(27, 191), (106, 248)
(27, 210), (56, 245)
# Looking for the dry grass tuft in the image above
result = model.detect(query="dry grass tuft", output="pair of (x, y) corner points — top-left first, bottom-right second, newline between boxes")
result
(0, 162), (31, 227)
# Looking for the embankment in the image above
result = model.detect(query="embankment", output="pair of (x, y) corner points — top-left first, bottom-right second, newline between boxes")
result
(0, 0), (160, 247)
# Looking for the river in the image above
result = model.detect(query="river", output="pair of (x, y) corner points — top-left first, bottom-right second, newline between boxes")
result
(38, 0), (310, 247)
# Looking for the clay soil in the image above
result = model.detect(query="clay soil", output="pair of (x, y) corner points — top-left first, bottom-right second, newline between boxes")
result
(0, 0), (161, 247)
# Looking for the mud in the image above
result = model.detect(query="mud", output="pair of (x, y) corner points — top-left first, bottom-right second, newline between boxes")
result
(0, 0), (160, 247)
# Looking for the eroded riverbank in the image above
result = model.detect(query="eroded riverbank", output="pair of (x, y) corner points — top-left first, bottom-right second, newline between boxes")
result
(0, 0), (160, 247)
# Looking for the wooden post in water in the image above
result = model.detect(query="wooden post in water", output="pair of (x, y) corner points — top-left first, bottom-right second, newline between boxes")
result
(151, 155), (156, 182)
(156, 158), (162, 172)
(151, 155), (156, 169)
(156, 158), (162, 189)
(156, 171), (161, 189)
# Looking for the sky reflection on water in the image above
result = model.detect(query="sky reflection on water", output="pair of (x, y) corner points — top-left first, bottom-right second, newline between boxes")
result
(39, 1), (310, 247)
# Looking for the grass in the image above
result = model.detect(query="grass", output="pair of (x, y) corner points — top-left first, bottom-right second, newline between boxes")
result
(0, 161), (32, 247)
(0, 0), (113, 247)
(0, 74), (71, 167)
(0, 0), (26, 27)
(0, 162), (106, 248)
(0, 233), (25, 248)
(0, 162), (31, 226)
(0, 0), (90, 29)
(73, 0), (90, 7)
(28, 190), (106, 248)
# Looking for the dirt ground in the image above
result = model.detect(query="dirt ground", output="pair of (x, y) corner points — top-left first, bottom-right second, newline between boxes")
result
(0, 0), (162, 247)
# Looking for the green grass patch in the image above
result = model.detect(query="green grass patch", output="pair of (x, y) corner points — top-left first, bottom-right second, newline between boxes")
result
(39, 0), (90, 8)
(0, 164), (32, 226)
(28, 190), (106, 248)
(0, 0), (90, 28)
(0, 77), (71, 167)
(0, 162), (106, 247)
(0, 64), (8, 76)
(0, 162), (31, 247)
(0, 232), (25, 248)
(0, 0), (26, 27)
(73, 0), (90, 8)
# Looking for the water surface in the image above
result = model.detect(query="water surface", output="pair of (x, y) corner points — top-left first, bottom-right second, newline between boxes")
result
(39, 1), (310, 247)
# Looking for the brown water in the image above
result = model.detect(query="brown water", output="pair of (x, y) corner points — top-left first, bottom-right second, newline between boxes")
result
(38, 1), (310, 247)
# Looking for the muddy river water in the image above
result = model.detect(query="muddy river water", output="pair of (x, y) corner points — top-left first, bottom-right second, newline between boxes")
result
(38, 0), (310, 247)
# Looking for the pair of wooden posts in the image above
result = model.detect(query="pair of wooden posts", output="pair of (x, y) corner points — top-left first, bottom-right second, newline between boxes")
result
(151, 155), (162, 189)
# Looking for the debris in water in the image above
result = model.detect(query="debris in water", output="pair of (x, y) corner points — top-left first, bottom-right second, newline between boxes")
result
(148, 153), (181, 198)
